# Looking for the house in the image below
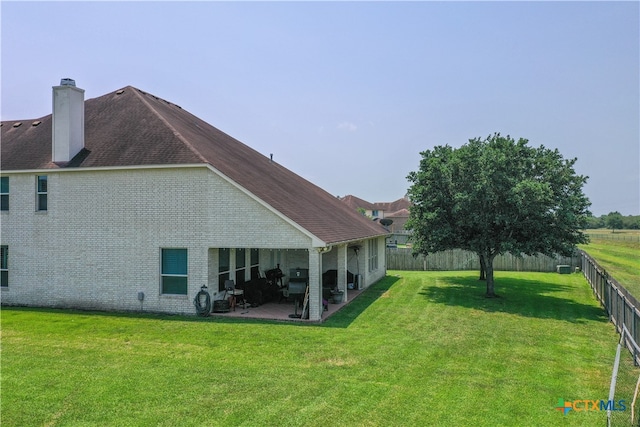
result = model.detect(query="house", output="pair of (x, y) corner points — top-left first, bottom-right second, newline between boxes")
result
(340, 195), (410, 234)
(0, 79), (388, 321)
(384, 208), (410, 235)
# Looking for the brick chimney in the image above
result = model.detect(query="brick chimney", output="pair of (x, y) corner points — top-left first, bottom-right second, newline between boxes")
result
(52, 78), (85, 163)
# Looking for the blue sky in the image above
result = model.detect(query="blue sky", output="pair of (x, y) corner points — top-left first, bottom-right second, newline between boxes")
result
(2, 1), (638, 216)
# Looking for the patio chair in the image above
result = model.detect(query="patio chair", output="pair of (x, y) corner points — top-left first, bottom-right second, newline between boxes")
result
(224, 280), (245, 311)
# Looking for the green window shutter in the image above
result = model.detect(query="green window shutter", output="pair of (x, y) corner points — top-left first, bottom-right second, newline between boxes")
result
(36, 176), (47, 211)
(162, 276), (187, 295)
(162, 249), (187, 275)
(0, 246), (7, 288)
(161, 249), (187, 295)
(37, 175), (47, 192)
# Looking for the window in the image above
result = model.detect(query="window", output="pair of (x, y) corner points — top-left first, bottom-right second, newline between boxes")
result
(0, 177), (8, 211)
(368, 239), (378, 272)
(250, 248), (260, 280)
(161, 248), (187, 295)
(218, 248), (258, 290)
(235, 248), (246, 285)
(36, 175), (47, 211)
(371, 210), (379, 218)
(218, 248), (230, 292)
(0, 246), (7, 288)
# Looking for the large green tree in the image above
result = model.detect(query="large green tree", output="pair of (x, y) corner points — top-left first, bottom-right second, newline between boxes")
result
(406, 133), (591, 297)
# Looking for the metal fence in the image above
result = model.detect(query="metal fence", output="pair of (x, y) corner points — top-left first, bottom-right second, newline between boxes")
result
(580, 250), (640, 364)
(582, 250), (640, 427)
(386, 248), (581, 272)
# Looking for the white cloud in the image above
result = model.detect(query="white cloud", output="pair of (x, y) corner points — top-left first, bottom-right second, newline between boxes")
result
(337, 121), (358, 132)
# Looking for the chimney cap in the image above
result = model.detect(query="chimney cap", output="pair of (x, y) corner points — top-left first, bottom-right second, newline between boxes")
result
(60, 78), (76, 86)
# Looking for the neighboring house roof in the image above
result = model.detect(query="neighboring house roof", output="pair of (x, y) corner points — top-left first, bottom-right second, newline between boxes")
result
(385, 208), (409, 219)
(385, 208), (410, 232)
(340, 195), (411, 216)
(376, 197), (411, 214)
(1, 85), (387, 245)
(340, 195), (377, 212)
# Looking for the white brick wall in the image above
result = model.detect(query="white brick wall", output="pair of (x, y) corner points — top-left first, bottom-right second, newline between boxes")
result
(1, 166), (387, 319)
(0, 166), (315, 315)
(367, 236), (387, 285)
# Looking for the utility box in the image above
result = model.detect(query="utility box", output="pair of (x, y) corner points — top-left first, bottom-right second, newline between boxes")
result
(556, 265), (571, 274)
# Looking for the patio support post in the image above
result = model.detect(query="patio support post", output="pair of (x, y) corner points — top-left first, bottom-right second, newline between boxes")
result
(337, 244), (347, 302)
(308, 249), (321, 321)
(189, 246), (209, 306)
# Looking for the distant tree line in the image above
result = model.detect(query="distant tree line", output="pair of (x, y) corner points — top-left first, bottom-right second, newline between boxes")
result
(585, 212), (640, 231)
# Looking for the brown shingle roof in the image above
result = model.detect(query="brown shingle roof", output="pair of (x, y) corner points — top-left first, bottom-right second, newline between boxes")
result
(340, 195), (377, 211)
(379, 197), (411, 213)
(1, 86), (387, 245)
(386, 208), (409, 218)
(340, 195), (411, 214)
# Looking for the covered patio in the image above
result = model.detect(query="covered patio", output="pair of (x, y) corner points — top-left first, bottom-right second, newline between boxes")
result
(210, 288), (364, 322)
(207, 242), (375, 321)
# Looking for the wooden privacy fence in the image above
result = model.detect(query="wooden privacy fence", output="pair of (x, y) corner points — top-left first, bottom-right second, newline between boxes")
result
(580, 250), (640, 363)
(386, 248), (580, 272)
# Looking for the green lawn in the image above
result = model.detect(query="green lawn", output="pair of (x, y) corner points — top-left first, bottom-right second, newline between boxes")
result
(579, 232), (640, 299)
(1, 271), (632, 426)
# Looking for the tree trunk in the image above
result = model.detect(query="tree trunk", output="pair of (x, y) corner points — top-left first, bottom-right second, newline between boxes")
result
(479, 254), (486, 280)
(484, 253), (497, 297)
